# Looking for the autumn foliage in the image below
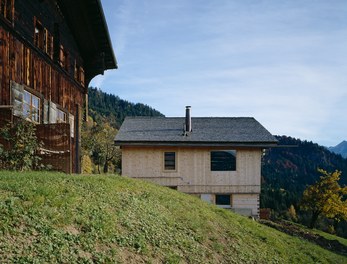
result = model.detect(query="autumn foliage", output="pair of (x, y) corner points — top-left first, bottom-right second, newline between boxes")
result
(301, 169), (347, 229)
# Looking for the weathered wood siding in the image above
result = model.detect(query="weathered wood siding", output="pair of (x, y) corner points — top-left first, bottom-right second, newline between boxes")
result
(0, 0), (86, 173)
(0, 26), (84, 116)
(121, 146), (262, 194)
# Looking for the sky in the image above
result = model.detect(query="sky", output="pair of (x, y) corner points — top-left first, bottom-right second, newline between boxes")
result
(91, 0), (347, 147)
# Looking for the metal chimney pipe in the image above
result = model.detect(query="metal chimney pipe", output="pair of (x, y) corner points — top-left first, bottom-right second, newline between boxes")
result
(185, 106), (192, 132)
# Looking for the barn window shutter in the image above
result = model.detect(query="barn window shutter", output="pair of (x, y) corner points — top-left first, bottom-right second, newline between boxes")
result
(69, 114), (74, 138)
(43, 99), (49, 124)
(49, 101), (57, 123)
(11, 81), (24, 117)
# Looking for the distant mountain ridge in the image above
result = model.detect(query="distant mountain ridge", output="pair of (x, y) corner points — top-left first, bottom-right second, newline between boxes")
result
(329, 141), (347, 158)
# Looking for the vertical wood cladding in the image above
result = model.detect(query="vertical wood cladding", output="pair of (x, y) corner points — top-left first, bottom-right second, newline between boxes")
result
(0, 0), (88, 173)
(0, 27), (84, 117)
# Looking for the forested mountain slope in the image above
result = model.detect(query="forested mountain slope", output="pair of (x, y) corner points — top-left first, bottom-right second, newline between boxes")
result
(261, 136), (347, 211)
(88, 87), (164, 128)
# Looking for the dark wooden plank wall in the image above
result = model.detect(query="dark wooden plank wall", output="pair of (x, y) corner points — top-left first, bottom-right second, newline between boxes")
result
(0, 29), (84, 117)
(0, 0), (87, 173)
(36, 123), (72, 173)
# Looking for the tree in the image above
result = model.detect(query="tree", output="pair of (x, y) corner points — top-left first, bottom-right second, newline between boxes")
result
(92, 123), (120, 173)
(81, 117), (121, 174)
(81, 155), (93, 174)
(0, 119), (43, 171)
(300, 169), (347, 228)
(287, 205), (298, 222)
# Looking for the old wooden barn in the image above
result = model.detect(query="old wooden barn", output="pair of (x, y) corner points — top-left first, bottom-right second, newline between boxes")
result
(0, 0), (117, 172)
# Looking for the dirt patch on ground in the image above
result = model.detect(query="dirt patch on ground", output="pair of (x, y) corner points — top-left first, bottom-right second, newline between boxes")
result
(259, 220), (347, 256)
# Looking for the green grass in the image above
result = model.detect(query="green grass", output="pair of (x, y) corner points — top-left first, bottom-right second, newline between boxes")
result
(0, 171), (346, 263)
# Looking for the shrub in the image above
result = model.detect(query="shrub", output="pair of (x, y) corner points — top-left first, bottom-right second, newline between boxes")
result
(0, 119), (43, 171)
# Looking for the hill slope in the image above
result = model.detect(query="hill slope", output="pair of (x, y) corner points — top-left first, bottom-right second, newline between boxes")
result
(0, 171), (346, 263)
(329, 141), (347, 158)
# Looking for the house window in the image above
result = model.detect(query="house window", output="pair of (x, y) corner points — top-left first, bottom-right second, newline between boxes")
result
(211, 150), (236, 171)
(164, 152), (176, 171)
(216, 194), (231, 208)
(0, 0), (14, 22)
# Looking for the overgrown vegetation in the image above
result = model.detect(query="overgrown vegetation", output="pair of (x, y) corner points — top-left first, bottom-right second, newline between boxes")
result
(0, 119), (43, 171)
(0, 171), (346, 263)
(81, 117), (121, 174)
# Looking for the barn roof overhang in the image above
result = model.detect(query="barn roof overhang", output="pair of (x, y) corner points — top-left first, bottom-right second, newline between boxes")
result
(57, 0), (117, 84)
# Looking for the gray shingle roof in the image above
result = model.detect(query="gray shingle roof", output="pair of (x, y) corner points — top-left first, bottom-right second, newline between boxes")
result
(115, 117), (278, 147)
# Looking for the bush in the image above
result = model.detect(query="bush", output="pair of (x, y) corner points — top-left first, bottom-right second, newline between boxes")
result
(0, 119), (43, 171)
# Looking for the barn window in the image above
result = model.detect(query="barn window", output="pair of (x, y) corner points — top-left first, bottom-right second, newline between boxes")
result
(34, 18), (45, 50)
(74, 61), (85, 86)
(34, 18), (54, 59)
(0, 0), (14, 22)
(45, 30), (53, 59)
(215, 194), (231, 208)
(211, 150), (236, 171)
(57, 109), (67, 123)
(164, 152), (176, 171)
(12, 82), (41, 124)
(23, 90), (40, 123)
(59, 45), (69, 71)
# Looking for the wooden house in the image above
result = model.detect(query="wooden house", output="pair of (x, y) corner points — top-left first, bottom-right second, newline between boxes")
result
(0, 0), (117, 173)
(115, 107), (278, 217)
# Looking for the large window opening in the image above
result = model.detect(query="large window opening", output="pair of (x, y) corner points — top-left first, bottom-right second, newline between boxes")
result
(211, 150), (236, 171)
(164, 152), (176, 171)
(12, 82), (41, 124)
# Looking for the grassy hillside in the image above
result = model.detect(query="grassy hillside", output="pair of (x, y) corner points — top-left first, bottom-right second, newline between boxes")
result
(0, 171), (346, 263)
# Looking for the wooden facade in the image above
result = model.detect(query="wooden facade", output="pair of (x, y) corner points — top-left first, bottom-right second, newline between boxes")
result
(0, 0), (116, 173)
(116, 115), (277, 218)
(121, 146), (262, 217)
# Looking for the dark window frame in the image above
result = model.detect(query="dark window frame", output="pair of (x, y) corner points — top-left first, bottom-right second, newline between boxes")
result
(215, 194), (231, 207)
(211, 150), (237, 171)
(164, 152), (176, 171)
